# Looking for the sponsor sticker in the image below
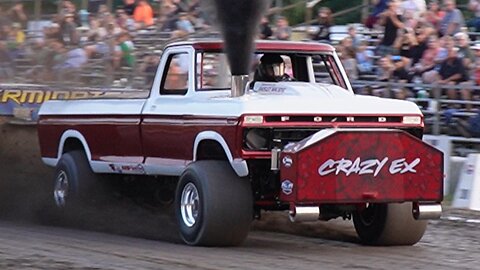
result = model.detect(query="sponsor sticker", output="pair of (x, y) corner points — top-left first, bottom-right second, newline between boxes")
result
(281, 180), (294, 195)
(282, 155), (293, 168)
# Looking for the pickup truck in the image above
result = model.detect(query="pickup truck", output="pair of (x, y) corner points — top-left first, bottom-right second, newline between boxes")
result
(38, 39), (443, 246)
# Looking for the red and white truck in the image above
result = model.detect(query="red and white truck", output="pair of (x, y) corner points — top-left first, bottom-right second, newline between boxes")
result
(37, 40), (443, 246)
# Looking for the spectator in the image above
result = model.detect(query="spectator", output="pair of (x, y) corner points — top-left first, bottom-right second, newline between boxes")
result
(411, 36), (446, 81)
(7, 22), (25, 60)
(373, 56), (394, 96)
(401, 0), (426, 24)
(409, 26), (432, 65)
(390, 55), (414, 99)
(347, 25), (362, 50)
(424, 0), (445, 30)
(44, 23), (63, 43)
(259, 16), (273, 40)
(356, 40), (375, 74)
(471, 44), (480, 85)
(140, 53), (160, 86)
(8, 1), (27, 29)
(123, 0), (136, 16)
(439, 0), (464, 36)
(86, 17), (107, 42)
(61, 13), (80, 46)
(52, 41), (88, 80)
(273, 16), (291, 41)
(0, 7), (12, 29)
(116, 9), (136, 32)
(455, 32), (475, 69)
(435, 47), (471, 109)
(468, 0), (480, 32)
(60, 1), (81, 27)
(118, 32), (135, 68)
(338, 37), (358, 80)
(365, 0), (389, 28)
(88, 0), (106, 14)
(176, 12), (195, 34)
(310, 7), (332, 43)
(394, 26), (418, 59)
(133, 0), (154, 27)
(377, 0), (404, 57)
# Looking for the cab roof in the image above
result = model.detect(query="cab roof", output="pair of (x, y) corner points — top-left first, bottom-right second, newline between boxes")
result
(165, 39), (335, 53)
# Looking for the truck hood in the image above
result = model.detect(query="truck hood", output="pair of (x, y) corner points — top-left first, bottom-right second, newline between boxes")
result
(209, 82), (422, 116)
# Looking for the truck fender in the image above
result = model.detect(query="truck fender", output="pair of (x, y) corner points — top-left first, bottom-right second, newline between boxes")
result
(193, 131), (249, 177)
(56, 129), (93, 164)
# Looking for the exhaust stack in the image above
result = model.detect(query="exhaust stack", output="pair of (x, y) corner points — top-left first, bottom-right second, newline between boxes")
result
(231, 75), (249, 97)
(413, 203), (442, 220)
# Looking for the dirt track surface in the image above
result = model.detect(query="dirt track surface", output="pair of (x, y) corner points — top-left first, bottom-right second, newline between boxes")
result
(0, 210), (479, 270)
(1, 120), (480, 269)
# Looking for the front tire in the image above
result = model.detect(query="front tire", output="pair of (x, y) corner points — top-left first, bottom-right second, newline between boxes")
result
(175, 161), (253, 246)
(353, 202), (427, 246)
(53, 150), (99, 209)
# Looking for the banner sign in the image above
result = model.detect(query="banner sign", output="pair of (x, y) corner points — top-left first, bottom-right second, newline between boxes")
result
(0, 85), (148, 121)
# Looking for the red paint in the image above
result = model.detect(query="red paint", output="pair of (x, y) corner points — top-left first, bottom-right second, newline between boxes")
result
(279, 130), (443, 204)
(169, 40), (334, 53)
(38, 114), (240, 164)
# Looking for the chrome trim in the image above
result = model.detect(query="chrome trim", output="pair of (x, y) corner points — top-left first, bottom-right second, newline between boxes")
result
(231, 75), (249, 97)
(289, 206), (320, 222)
(413, 203), (442, 220)
(180, 183), (200, 227)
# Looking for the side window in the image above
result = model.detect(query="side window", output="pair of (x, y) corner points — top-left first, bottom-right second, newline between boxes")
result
(161, 53), (189, 95)
(196, 52), (231, 90)
(312, 54), (347, 89)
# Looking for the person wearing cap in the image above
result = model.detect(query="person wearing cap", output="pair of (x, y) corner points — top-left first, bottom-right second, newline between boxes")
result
(251, 53), (293, 87)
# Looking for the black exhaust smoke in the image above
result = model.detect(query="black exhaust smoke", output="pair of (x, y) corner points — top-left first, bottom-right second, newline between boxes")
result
(207, 0), (270, 75)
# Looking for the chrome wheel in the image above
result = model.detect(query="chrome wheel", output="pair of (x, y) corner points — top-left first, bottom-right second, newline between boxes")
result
(54, 170), (69, 207)
(180, 183), (200, 227)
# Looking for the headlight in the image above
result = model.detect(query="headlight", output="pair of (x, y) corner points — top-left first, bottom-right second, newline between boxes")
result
(402, 116), (422, 125)
(245, 129), (269, 150)
(244, 115), (263, 124)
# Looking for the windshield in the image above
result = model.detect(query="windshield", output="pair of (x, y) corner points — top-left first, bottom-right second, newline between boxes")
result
(195, 52), (348, 91)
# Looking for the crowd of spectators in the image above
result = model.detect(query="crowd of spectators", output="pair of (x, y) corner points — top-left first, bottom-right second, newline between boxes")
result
(1, 0), (480, 106)
(0, 0), (209, 83)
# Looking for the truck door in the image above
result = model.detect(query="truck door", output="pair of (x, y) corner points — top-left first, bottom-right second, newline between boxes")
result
(141, 47), (193, 176)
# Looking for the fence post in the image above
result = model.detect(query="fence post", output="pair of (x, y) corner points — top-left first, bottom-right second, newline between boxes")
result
(361, 0), (369, 23)
(106, 0), (113, 12)
(81, 0), (88, 10)
(34, 0), (41, 20)
(433, 84), (441, 135)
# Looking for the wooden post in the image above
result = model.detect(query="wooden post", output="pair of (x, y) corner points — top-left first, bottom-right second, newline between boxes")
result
(34, 0), (41, 20)
(106, 0), (113, 12)
(81, 0), (88, 10)
(361, 0), (369, 23)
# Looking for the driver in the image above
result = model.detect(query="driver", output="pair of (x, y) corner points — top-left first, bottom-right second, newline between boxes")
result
(251, 53), (293, 87)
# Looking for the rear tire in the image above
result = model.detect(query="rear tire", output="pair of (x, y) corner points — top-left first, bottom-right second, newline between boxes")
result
(175, 160), (253, 246)
(353, 202), (427, 246)
(53, 150), (99, 209)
